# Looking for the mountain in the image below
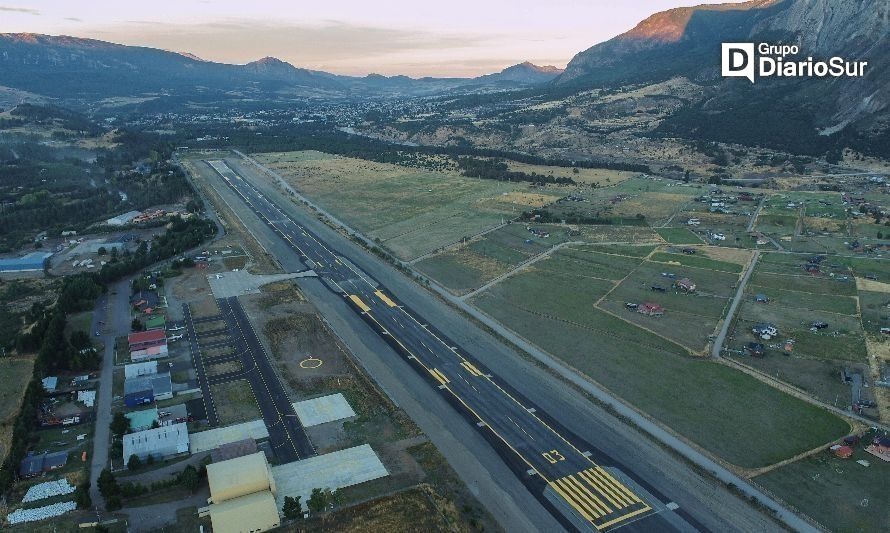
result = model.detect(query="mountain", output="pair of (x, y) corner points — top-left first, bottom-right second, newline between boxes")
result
(476, 62), (564, 85)
(0, 33), (559, 103)
(554, 0), (890, 154)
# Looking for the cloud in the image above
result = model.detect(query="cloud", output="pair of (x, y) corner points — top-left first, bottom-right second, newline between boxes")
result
(64, 17), (82, 22)
(84, 19), (492, 69)
(0, 5), (40, 15)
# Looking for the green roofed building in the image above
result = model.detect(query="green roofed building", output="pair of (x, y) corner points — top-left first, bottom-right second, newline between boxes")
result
(145, 315), (166, 331)
(125, 407), (159, 431)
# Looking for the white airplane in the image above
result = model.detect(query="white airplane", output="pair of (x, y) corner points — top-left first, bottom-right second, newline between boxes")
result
(167, 334), (184, 342)
(168, 325), (185, 332)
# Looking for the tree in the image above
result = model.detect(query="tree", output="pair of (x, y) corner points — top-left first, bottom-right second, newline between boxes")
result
(127, 454), (142, 470)
(110, 411), (129, 437)
(131, 318), (144, 332)
(75, 481), (92, 509)
(283, 495), (303, 519)
(178, 465), (200, 493)
(307, 488), (327, 513)
(97, 468), (118, 498)
(97, 246), (107, 256)
(105, 495), (122, 511)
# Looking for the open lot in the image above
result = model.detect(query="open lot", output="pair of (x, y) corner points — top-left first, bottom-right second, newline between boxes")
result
(755, 440), (889, 533)
(470, 245), (849, 469)
(209, 380), (261, 425)
(252, 150), (562, 260)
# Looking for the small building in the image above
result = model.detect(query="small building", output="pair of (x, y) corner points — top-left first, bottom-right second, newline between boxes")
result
(124, 361), (159, 379)
(123, 422), (189, 461)
(19, 451), (68, 478)
(41, 376), (58, 392)
(637, 303), (665, 317)
(752, 323), (778, 340)
(151, 373), (174, 402)
(746, 342), (765, 357)
(125, 407), (159, 431)
(0, 252), (53, 273)
(131, 344), (169, 363)
(128, 329), (167, 351)
(124, 376), (154, 407)
(830, 444), (854, 459)
(675, 278), (696, 293)
(754, 293), (769, 303)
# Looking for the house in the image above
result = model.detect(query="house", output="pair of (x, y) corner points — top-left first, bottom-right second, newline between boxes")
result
(637, 303), (665, 317)
(199, 452), (280, 533)
(752, 323), (778, 340)
(123, 422), (189, 461)
(675, 278), (696, 293)
(830, 444), (854, 459)
(128, 329), (167, 351)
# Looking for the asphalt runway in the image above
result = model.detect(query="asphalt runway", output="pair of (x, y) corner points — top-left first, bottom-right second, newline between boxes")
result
(205, 159), (693, 532)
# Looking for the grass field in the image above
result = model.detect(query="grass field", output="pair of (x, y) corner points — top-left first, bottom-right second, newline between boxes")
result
(504, 161), (637, 186)
(252, 150), (562, 260)
(0, 358), (35, 460)
(755, 441), (889, 533)
(209, 380), (261, 425)
(656, 227), (703, 244)
(471, 248), (849, 468)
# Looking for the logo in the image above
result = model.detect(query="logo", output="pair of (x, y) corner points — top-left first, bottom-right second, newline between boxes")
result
(722, 43), (755, 83)
(721, 43), (868, 83)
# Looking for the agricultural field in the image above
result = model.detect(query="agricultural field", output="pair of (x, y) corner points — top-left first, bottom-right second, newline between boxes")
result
(755, 435), (890, 533)
(251, 150), (562, 260)
(470, 245), (849, 468)
(0, 358), (35, 461)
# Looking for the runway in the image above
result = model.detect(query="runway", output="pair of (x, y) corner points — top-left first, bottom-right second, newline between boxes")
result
(206, 159), (690, 532)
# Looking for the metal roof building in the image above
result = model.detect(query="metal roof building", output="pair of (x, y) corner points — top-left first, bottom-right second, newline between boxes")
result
(124, 361), (158, 379)
(125, 407), (159, 431)
(0, 252), (52, 272)
(201, 452), (280, 533)
(206, 452), (276, 503)
(123, 422), (189, 461)
(106, 210), (141, 226)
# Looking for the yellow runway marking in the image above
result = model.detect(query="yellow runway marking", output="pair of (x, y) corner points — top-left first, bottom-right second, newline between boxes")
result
(551, 468), (651, 530)
(460, 361), (483, 376)
(429, 368), (450, 385)
(348, 294), (371, 312)
(374, 290), (398, 307)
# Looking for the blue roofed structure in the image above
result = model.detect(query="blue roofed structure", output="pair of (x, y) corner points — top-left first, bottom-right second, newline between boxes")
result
(0, 252), (52, 272)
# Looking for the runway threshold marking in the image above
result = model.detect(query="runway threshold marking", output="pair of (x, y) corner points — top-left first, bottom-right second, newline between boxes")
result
(374, 290), (398, 308)
(550, 466), (652, 531)
(348, 294), (371, 313)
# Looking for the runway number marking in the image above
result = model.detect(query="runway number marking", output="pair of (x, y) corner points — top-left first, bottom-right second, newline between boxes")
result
(542, 449), (566, 464)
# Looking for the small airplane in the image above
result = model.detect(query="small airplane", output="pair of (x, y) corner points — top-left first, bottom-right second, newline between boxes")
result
(167, 334), (184, 342)
(167, 325), (185, 332)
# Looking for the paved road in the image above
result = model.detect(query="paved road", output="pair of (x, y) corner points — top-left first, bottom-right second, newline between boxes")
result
(89, 278), (132, 507)
(206, 159), (689, 532)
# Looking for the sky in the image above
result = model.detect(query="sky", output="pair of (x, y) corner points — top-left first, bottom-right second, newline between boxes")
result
(0, 1), (747, 77)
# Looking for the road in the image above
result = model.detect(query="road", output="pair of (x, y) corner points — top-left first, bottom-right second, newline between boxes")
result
(206, 159), (690, 532)
(89, 278), (132, 507)
(711, 251), (760, 358)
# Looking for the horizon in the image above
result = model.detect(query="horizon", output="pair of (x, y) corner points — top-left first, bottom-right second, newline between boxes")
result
(0, 0), (748, 77)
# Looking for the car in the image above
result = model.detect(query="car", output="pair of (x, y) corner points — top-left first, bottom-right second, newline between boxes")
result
(810, 321), (829, 330)
(625, 302), (638, 310)
(95, 331), (100, 337)
(681, 248), (696, 255)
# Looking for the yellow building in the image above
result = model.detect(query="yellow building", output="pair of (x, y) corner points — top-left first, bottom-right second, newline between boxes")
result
(199, 452), (280, 533)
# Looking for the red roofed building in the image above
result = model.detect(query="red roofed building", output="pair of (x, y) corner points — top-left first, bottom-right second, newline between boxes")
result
(637, 303), (665, 317)
(128, 329), (167, 351)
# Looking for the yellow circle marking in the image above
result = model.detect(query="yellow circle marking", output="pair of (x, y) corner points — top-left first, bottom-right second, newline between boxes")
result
(299, 357), (323, 369)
